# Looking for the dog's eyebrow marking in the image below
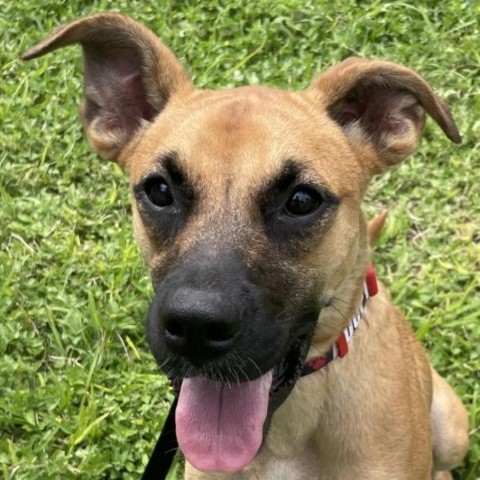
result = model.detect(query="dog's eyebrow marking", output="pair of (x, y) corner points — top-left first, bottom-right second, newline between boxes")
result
(257, 158), (338, 215)
(160, 152), (186, 185)
(154, 151), (197, 206)
(256, 159), (303, 215)
(262, 160), (302, 196)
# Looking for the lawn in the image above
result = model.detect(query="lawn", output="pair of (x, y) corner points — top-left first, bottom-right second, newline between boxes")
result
(1, 0), (479, 478)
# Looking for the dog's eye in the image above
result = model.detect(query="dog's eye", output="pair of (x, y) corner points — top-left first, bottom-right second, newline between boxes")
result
(284, 188), (322, 216)
(145, 177), (174, 207)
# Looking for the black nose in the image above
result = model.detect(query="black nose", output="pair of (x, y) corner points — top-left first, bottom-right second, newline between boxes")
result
(162, 287), (241, 364)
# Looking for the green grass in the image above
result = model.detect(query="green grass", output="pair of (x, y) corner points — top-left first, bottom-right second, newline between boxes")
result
(1, 0), (479, 478)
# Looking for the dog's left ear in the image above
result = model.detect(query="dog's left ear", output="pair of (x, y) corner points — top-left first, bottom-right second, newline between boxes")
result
(22, 13), (193, 164)
(308, 58), (460, 172)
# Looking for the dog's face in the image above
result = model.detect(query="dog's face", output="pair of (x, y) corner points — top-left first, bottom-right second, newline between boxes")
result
(128, 86), (367, 382)
(24, 13), (460, 473)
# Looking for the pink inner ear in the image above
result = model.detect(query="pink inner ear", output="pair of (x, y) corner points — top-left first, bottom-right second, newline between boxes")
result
(82, 47), (158, 140)
(334, 99), (363, 125)
(330, 85), (423, 145)
(120, 72), (157, 122)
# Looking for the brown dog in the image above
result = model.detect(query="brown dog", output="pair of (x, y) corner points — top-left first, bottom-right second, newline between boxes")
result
(23, 13), (469, 479)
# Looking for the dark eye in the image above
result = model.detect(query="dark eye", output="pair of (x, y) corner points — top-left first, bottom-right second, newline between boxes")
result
(145, 177), (174, 207)
(284, 187), (322, 216)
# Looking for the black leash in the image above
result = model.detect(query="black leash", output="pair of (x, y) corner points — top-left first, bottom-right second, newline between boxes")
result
(141, 394), (179, 480)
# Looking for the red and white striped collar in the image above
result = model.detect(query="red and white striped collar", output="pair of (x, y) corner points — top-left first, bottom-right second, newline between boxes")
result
(301, 265), (378, 376)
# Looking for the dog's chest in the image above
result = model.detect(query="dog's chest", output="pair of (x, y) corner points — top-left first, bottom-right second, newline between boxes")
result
(185, 446), (320, 480)
(249, 444), (320, 480)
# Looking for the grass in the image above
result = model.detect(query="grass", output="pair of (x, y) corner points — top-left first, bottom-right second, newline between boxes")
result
(1, 0), (479, 478)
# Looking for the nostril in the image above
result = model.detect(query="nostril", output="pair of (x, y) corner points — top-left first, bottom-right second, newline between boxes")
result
(205, 322), (239, 344)
(165, 319), (184, 339)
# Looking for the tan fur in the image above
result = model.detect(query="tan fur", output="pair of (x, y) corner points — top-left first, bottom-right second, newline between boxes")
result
(23, 14), (469, 479)
(368, 210), (388, 246)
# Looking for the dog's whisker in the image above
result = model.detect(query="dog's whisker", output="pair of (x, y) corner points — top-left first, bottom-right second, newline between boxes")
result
(165, 446), (180, 455)
(246, 356), (263, 377)
(329, 295), (352, 307)
(328, 302), (350, 323)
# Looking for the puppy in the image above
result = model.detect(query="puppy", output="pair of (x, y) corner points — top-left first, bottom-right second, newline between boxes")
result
(23, 13), (469, 479)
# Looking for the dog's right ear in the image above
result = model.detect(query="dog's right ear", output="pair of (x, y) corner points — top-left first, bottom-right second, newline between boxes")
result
(22, 13), (193, 165)
(308, 58), (460, 173)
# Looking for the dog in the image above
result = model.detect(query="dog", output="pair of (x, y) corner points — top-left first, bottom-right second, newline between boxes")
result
(23, 13), (469, 479)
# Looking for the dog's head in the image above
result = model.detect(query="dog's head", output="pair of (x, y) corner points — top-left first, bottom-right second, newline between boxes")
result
(24, 13), (459, 473)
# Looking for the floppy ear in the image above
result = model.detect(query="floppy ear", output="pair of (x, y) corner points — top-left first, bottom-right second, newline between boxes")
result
(309, 58), (460, 172)
(367, 210), (388, 247)
(22, 13), (193, 164)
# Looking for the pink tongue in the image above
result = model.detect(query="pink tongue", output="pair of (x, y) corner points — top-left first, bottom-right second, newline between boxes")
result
(176, 371), (273, 472)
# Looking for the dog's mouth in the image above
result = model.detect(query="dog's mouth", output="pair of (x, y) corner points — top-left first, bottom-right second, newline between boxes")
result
(175, 333), (313, 473)
(271, 333), (311, 398)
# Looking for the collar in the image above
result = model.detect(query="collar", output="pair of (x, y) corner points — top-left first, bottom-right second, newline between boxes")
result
(301, 264), (378, 377)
